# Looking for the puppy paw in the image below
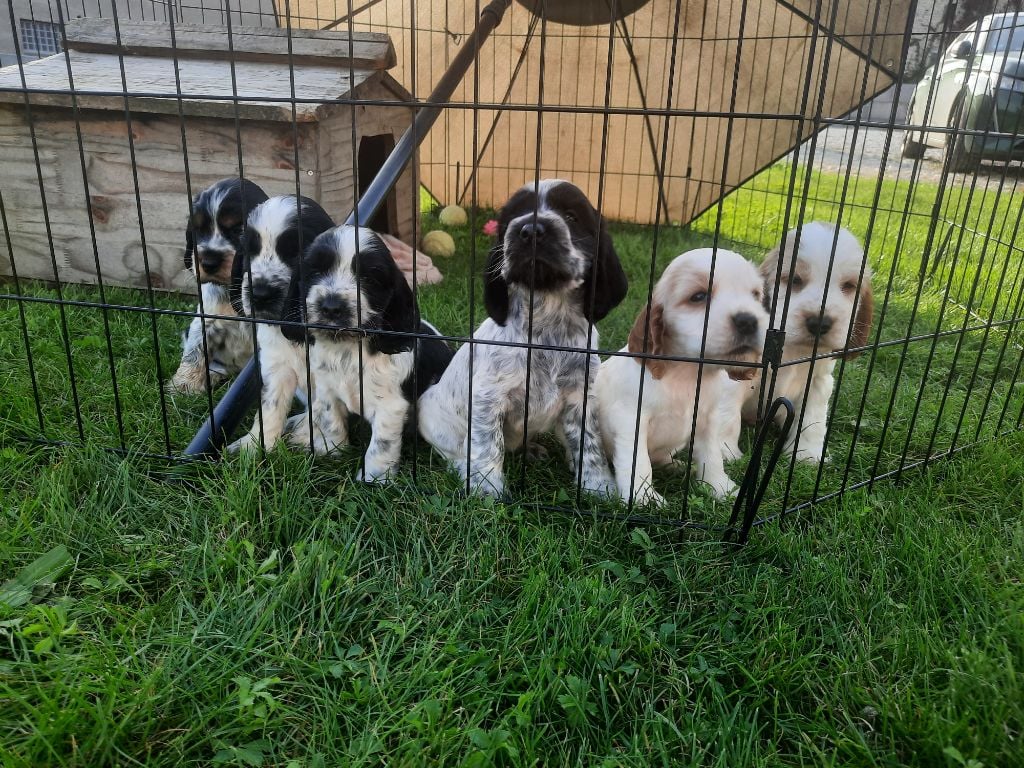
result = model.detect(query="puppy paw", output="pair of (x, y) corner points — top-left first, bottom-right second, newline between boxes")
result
(165, 366), (222, 396)
(720, 440), (742, 462)
(524, 440), (549, 462)
(581, 471), (618, 499)
(627, 483), (665, 508)
(700, 473), (738, 501)
(468, 471), (505, 498)
(358, 463), (396, 485)
(788, 445), (828, 465)
(226, 434), (260, 455)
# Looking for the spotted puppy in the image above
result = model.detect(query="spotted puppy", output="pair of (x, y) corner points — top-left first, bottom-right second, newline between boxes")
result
(598, 249), (767, 504)
(167, 178), (268, 395)
(280, 225), (454, 480)
(226, 195), (338, 454)
(722, 222), (873, 463)
(418, 179), (628, 497)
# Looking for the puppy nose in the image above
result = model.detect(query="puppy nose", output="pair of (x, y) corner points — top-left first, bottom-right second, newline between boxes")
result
(199, 250), (226, 272)
(518, 221), (546, 241)
(249, 279), (276, 304)
(318, 294), (348, 318)
(805, 315), (833, 336)
(732, 312), (759, 336)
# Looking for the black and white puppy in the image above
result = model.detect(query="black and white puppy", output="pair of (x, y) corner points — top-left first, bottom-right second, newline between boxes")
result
(418, 179), (628, 497)
(167, 178), (268, 395)
(226, 194), (338, 454)
(280, 225), (454, 481)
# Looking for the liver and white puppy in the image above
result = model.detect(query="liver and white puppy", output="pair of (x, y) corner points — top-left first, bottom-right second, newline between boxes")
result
(722, 222), (873, 463)
(226, 195), (337, 454)
(167, 178), (268, 395)
(598, 248), (767, 505)
(418, 179), (628, 497)
(282, 225), (454, 481)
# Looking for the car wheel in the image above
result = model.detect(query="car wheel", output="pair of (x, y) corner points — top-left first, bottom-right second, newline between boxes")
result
(944, 96), (980, 173)
(900, 98), (927, 159)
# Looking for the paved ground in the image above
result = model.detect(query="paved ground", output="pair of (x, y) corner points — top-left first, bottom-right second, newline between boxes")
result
(791, 84), (1024, 189)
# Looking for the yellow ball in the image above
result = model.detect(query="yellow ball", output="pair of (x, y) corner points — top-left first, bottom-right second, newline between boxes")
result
(438, 205), (468, 227)
(421, 230), (456, 259)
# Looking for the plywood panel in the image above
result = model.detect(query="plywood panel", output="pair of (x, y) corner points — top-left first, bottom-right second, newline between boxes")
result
(286, 0), (910, 225)
(0, 105), (319, 291)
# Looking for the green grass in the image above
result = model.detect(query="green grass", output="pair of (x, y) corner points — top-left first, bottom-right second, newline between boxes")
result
(0, 432), (1021, 765)
(1, 164), (1023, 764)
(4, 163), (1024, 521)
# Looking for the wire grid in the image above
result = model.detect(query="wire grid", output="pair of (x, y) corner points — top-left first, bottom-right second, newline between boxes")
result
(1, 0), (1023, 541)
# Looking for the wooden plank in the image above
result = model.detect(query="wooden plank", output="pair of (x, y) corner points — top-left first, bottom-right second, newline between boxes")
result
(0, 105), (320, 291)
(0, 50), (381, 122)
(64, 19), (397, 70)
(317, 79), (418, 243)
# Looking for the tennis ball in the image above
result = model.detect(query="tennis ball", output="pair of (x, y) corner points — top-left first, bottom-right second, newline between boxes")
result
(438, 204), (468, 227)
(422, 230), (456, 259)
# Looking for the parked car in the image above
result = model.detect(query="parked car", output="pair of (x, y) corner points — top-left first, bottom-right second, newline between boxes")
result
(903, 13), (1024, 171)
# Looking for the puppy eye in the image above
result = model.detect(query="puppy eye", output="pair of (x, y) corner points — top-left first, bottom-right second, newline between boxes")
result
(752, 289), (761, 301)
(790, 275), (804, 289)
(689, 290), (708, 303)
(563, 211), (577, 223)
(841, 280), (857, 293)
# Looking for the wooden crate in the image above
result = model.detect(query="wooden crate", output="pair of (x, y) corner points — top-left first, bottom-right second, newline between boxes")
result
(0, 19), (417, 292)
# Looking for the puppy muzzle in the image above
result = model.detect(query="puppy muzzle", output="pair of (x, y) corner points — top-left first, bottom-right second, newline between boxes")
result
(308, 295), (363, 340)
(245, 279), (287, 319)
(196, 248), (234, 283)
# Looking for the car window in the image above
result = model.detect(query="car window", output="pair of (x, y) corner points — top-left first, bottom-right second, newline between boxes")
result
(984, 21), (1024, 53)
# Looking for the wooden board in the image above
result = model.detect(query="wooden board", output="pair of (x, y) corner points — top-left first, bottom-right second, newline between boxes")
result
(64, 18), (397, 70)
(0, 105), (322, 291)
(317, 78), (418, 243)
(0, 50), (382, 122)
(288, 0), (911, 226)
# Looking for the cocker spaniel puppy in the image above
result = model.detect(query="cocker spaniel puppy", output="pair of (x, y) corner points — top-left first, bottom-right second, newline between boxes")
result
(418, 179), (628, 497)
(723, 222), (873, 464)
(226, 195), (337, 454)
(598, 248), (767, 505)
(167, 178), (267, 395)
(281, 225), (454, 480)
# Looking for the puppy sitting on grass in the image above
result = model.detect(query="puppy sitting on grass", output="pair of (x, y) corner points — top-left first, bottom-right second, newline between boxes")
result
(598, 248), (767, 505)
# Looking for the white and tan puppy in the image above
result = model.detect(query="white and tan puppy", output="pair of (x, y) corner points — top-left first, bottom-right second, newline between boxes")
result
(598, 248), (767, 505)
(722, 222), (873, 463)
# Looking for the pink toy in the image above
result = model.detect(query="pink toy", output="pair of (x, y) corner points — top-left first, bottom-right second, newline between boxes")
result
(483, 219), (498, 237)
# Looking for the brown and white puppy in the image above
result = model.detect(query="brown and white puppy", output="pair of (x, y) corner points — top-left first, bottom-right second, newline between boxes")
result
(167, 178), (268, 395)
(597, 248), (767, 505)
(721, 222), (873, 464)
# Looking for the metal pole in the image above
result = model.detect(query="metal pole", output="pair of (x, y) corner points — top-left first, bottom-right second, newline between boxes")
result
(185, 0), (514, 456)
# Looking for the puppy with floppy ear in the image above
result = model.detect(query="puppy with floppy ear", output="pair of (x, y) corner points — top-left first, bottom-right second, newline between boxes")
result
(167, 178), (268, 395)
(597, 248), (767, 505)
(284, 225), (454, 481)
(722, 222), (873, 464)
(225, 195), (340, 455)
(418, 179), (627, 498)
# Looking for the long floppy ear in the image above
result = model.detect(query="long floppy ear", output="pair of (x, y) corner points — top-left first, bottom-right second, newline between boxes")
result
(277, 199), (336, 260)
(758, 246), (781, 314)
(279, 272), (309, 345)
(582, 218), (628, 323)
(237, 178), (269, 213)
(367, 243), (417, 355)
(228, 249), (247, 315)
(183, 217), (196, 271)
(483, 244), (510, 326)
(844, 279), (874, 360)
(627, 302), (667, 380)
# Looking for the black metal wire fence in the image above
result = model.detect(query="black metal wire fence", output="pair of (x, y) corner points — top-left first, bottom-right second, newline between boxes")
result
(2, 0), (1023, 543)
